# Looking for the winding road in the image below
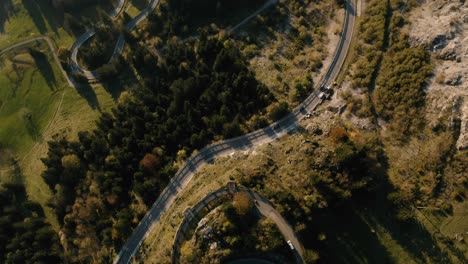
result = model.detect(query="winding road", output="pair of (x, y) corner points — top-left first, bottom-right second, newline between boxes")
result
(250, 190), (304, 263)
(172, 185), (304, 264)
(69, 0), (161, 80)
(114, 0), (357, 263)
(1, 0), (356, 262)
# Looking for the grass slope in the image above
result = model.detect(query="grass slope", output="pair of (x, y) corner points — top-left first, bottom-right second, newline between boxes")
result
(20, 84), (115, 230)
(0, 0), (119, 229)
(0, 17), (117, 230)
(0, 41), (66, 161)
(0, 0), (116, 50)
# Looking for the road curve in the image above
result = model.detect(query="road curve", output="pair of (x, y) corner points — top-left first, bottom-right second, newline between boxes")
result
(114, 0), (356, 263)
(172, 185), (304, 264)
(0, 36), (75, 88)
(251, 191), (304, 263)
(69, 0), (161, 80)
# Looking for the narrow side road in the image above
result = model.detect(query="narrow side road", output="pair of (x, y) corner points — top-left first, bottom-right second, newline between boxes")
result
(0, 36), (75, 88)
(171, 185), (304, 264)
(251, 191), (304, 263)
(115, 0), (356, 263)
(69, 0), (161, 80)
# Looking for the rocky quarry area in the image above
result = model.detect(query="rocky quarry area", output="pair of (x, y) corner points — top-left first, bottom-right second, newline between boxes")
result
(408, 0), (468, 149)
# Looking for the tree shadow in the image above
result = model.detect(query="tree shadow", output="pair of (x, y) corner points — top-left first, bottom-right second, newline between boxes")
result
(307, 202), (395, 264)
(34, 0), (64, 33)
(130, 0), (149, 11)
(100, 66), (138, 101)
(28, 48), (57, 90)
(0, 0), (13, 33)
(363, 197), (454, 263)
(21, 0), (48, 34)
(75, 82), (102, 111)
(304, 149), (456, 264)
(348, 180), (455, 264)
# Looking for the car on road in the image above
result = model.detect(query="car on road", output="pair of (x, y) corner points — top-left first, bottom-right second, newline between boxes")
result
(287, 240), (295, 250)
(318, 92), (325, 99)
(305, 113), (311, 118)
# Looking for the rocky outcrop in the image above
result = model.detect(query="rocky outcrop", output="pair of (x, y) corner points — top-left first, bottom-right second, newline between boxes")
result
(408, 0), (468, 149)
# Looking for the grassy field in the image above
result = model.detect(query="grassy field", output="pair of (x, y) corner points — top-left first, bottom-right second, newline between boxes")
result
(0, 0), (116, 50)
(0, 41), (66, 165)
(0, 0), (65, 49)
(0, 35), (116, 228)
(0, 0), (119, 228)
(20, 84), (115, 229)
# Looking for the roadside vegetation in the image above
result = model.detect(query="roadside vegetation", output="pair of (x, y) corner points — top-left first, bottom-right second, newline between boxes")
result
(41, 32), (276, 261)
(77, 9), (121, 70)
(143, 116), (460, 263)
(338, 0), (467, 260)
(238, 0), (338, 106)
(180, 193), (292, 263)
(345, 0), (466, 212)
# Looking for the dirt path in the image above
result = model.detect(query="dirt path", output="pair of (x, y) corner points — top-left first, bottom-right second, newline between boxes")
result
(0, 36), (74, 174)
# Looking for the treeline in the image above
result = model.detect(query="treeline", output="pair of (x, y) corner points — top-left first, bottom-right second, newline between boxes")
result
(147, 0), (265, 38)
(41, 34), (274, 262)
(0, 183), (63, 263)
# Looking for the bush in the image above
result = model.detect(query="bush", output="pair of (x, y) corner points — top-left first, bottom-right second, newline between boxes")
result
(268, 102), (289, 121)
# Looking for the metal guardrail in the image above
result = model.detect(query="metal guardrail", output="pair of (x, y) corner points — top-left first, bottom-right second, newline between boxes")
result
(172, 187), (232, 264)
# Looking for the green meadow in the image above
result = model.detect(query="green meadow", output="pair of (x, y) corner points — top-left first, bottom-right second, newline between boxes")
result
(0, 41), (66, 163)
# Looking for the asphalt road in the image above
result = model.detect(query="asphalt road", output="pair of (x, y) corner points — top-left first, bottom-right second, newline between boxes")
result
(69, 0), (161, 80)
(250, 191), (304, 263)
(114, 0), (356, 263)
(172, 187), (303, 264)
